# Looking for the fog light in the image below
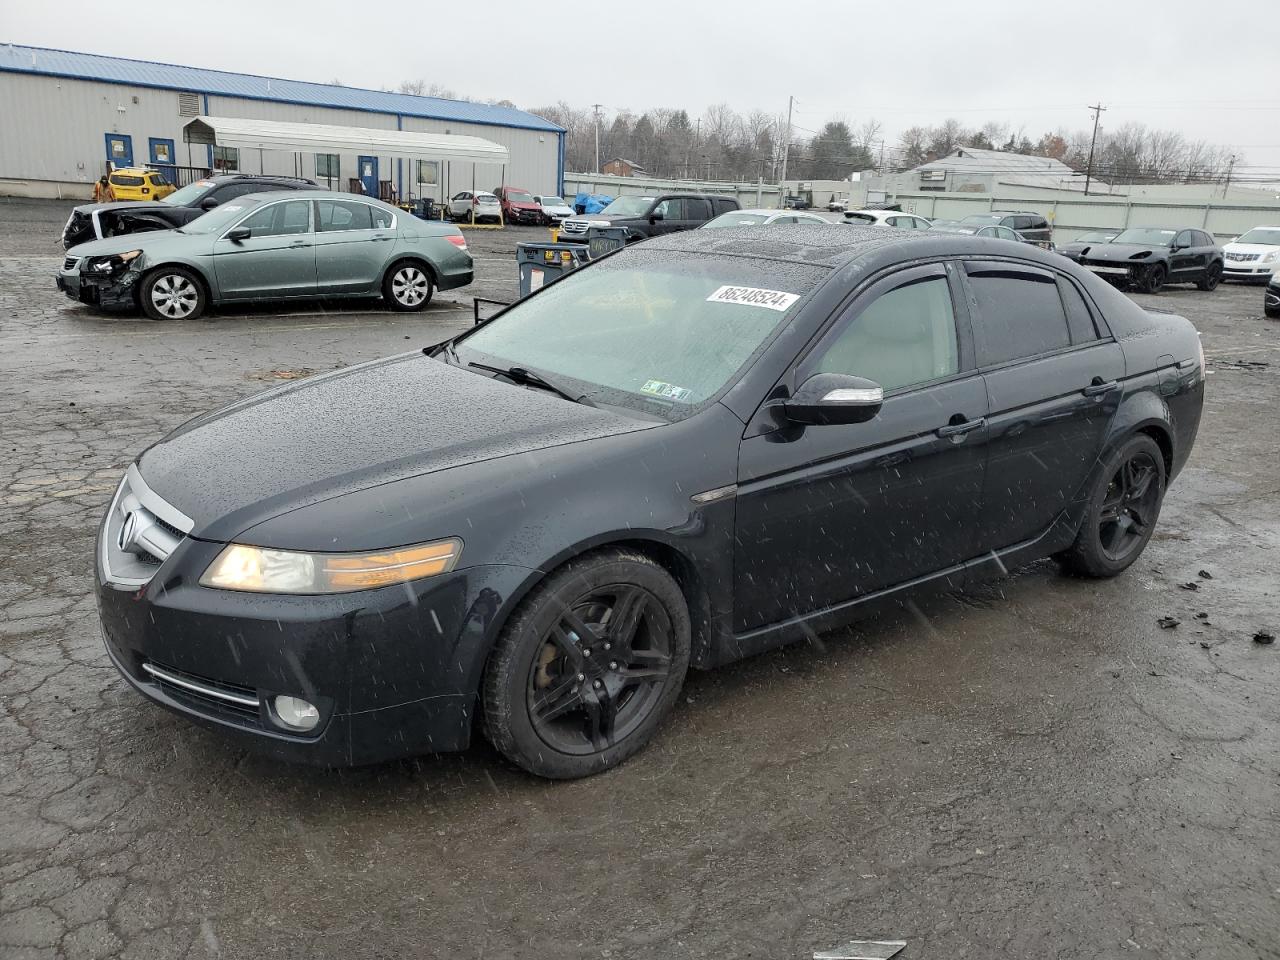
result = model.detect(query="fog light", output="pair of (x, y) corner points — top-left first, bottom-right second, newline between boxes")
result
(273, 695), (320, 732)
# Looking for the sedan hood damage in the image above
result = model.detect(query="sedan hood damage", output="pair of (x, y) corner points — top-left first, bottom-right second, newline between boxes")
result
(138, 353), (654, 541)
(1081, 243), (1162, 262)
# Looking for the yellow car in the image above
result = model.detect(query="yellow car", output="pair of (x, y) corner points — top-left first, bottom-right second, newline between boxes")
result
(106, 168), (175, 202)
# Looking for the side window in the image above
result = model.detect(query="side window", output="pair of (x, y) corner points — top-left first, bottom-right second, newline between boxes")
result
(1197, 231), (1215, 247)
(965, 265), (1071, 365)
(370, 205), (394, 229)
(1031, 216), (1049, 231)
(236, 199), (312, 238)
(712, 198), (737, 215)
(1058, 277), (1099, 344)
(1012, 216), (1033, 231)
(913, 217), (931, 230)
(1174, 230), (1193, 248)
(685, 198), (711, 221)
(654, 198), (686, 220)
(316, 199), (374, 232)
(808, 273), (959, 392)
(212, 182), (264, 203)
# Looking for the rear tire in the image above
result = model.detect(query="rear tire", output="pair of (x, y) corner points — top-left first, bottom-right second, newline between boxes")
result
(1196, 262), (1223, 291)
(382, 261), (433, 311)
(139, 266), (206, 321)
(481, 549), (691, 779)
(1058, 434), (1166, 578)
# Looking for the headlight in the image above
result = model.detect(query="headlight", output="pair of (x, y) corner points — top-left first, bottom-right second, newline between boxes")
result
(86, 250), (143, 274)
(1263, 251), (1278, 263)
(199, 538), (462, 594)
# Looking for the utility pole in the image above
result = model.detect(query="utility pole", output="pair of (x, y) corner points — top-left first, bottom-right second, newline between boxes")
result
(1222, 154), (1237, 197)
(592, 104), (603, 174)
(1084, 102), (1106, 196)
(778, 95), (794, 206)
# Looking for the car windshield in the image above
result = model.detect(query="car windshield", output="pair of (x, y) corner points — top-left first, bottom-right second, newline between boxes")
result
(507, 191), (535, 204)
(598, 196), (654, 216)
(476, 193), (499, 203)
(702, 213), (770, 227)
(959, 214), (1004, 225)
(179, 197), (266, 234)
(1113, 228), (1178, 244)
(159, 180), (215, 206)
(1236, 227), (1280, 245)
(931, 223), (979, 234)
(1077, 232), (1115, 243)
(454, 250), (827, 420)
(540, 196), (566, 206)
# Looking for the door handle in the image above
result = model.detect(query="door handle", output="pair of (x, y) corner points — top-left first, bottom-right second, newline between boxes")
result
(289, 240), (310, 247)
(936, 416), (986, 439)
(371, 233), (393, 241)
(1082, 378), (1120, 397)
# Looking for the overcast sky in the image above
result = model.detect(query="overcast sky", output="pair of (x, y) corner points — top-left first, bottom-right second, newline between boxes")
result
(5, 0), (1278, 175)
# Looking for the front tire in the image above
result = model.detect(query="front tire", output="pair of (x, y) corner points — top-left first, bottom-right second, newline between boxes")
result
(481, 549), (691, 779)
(1196, 262), (1223, 291)
(1058, 434), (1166, 578)
(382, 261), (433, 311)
(139, 266), (206, 321)
(1138, 263), (1166, 294)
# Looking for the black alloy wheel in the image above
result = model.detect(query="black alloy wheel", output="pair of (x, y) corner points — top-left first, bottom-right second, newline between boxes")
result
(1197, 262), (1223, 291)
(1059, 434), (1166, 577)
(482, 550), (690, 778)
(1140, 263), (1167, 294)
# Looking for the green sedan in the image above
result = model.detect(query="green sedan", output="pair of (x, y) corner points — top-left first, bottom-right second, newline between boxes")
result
(57, 191), (473, 321)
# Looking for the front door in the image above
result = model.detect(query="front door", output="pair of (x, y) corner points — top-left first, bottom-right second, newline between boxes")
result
(962, 262), (1125, 553)
(148, 138), (176, 184)
(358, 156), (379, 198)
(1170, 230), (1200, 280)
(212, 198), (317, 301)
(104, 133), (133, 168)
(733, 263), (989, 632)
(314, 199), (395, 294)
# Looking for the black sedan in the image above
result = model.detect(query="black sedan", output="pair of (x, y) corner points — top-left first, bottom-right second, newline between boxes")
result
(1056, 230), (1120, 263)
(95, 227), (1204, 778)
(1077, 227), (1224, 293)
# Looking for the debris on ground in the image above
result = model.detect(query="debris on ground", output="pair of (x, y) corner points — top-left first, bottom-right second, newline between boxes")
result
(1195, 612), (1209, 620)
(1254, 631), (1275, 645)
(1158, 616), (1181, 629)
(248, 368), (316, 381)
(814, 941), (907, 960)
(1198, 569), (1214, 580)
(1178, 582), (1199, 591)
(1211, 357), (1270, 370)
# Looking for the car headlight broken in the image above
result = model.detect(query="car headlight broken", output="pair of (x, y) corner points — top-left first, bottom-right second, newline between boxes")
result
(87, 250), (143, 274)
(199, 538), (462, 594)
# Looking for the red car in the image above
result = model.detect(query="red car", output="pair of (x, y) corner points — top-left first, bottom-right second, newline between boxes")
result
(492, 186), (544, 225)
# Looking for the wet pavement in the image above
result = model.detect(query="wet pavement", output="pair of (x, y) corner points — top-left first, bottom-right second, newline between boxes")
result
(1, 197), (1278, 960)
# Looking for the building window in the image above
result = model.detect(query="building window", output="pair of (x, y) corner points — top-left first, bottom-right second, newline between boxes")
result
(316, 153), (340, 183)
(212, 146), (239, 172)
(416, 160), (438, 185)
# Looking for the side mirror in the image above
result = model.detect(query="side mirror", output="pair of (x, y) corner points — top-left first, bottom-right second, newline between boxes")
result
(226, 227), (251, 242)
(200, 197), (220, 211)
(781, 373), (883, 426)
(649, 211), (663, 223)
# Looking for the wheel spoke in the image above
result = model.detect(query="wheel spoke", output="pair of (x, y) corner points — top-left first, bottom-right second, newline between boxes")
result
(531, 675), (582, 724)
(604, 586), (648, 652)
(547, 623), (586, 669)
(1129, 465), (1154, 500)
(581, 686), (617, 750)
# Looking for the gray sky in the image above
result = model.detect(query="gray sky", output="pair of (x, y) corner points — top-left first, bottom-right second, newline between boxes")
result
(5, 0), (1279, 175)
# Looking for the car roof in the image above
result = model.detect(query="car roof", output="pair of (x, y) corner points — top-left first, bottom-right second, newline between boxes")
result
(638, 223), (1066, 270)
(227, 189), (398, 207)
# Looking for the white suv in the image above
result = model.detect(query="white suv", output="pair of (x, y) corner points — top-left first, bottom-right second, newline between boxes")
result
(1222, 225), (1280, 282)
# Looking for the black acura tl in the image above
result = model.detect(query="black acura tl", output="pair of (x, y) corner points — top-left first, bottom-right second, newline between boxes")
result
(96, 226), (1204, 778)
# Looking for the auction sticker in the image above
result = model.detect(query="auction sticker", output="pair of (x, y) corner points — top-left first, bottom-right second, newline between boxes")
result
(706, 285), (800, 311)
(641, 379), (693, 402)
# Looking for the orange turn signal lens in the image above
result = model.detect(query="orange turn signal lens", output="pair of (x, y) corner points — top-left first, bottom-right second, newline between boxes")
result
(321, 540), (462, 589)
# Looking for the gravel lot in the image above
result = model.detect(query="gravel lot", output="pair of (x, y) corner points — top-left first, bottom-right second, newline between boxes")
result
(1, 196), (1278, 960)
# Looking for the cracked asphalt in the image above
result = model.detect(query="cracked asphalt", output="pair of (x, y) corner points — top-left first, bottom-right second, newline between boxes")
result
(1, 196), (1277, 960)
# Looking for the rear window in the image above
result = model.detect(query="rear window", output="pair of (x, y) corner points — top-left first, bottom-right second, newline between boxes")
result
(110, 175), (144, 186)
(711, 198), (739, 215)
(845, 213), (878, 225)
(965, 265), (1072, 365)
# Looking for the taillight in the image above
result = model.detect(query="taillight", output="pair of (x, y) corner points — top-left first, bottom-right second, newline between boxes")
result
(446, 235), (467, 250)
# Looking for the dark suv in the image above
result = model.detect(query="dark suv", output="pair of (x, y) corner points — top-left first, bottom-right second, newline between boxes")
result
(557, 193), (739, 243)
(62, 174), (320, 249)
(958, 211), (1052, 245)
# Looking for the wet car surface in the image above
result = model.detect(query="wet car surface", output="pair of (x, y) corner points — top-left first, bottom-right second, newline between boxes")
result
(1, 197), (1277, 958)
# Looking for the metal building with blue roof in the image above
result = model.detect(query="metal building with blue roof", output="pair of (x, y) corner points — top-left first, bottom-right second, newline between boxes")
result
(0, 43), (565, 201)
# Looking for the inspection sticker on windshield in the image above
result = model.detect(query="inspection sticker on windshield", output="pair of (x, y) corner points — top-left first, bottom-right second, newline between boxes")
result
(641, 379), (693, 402)
(706, 285), (800, 311)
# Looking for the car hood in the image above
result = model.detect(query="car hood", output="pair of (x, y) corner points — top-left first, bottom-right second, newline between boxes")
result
(72, 200), (175, 215)
(67, 230), (189, 258)
(1081, 242), (1166, 262)
(138, 352), (654, 541)
(1223, 242), (1277, 256)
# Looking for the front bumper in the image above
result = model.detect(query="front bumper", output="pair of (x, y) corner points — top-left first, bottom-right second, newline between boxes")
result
(96, 528), (525, 766)
(56, 265), (139, 311)
(506, 208), (544, 224)
(1223, 262), (1275, 281)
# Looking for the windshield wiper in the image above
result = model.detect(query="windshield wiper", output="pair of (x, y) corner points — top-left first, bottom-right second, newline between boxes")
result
(466, 361), (596, 407)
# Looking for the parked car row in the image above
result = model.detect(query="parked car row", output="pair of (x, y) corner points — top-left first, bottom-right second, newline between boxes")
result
(445, 189), (577, 226)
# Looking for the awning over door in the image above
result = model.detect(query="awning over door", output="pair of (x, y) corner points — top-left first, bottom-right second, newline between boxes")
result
(182, 116), (510, 165)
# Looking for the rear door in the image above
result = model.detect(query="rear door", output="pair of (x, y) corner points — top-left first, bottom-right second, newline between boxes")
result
(734, 263), (989, 631)
(212, 198), (317, 300)
(683, 197), (712, 229)
(1170, 230), (1200, 280)
(962, 261), (1124, 553)
(314, 199), (393, 294)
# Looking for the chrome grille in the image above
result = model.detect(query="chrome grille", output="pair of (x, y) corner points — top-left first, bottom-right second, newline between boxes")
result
(560, 220), (590, 235)
(1226, 252), (1260, 262)
(99, 465), (194, 588)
